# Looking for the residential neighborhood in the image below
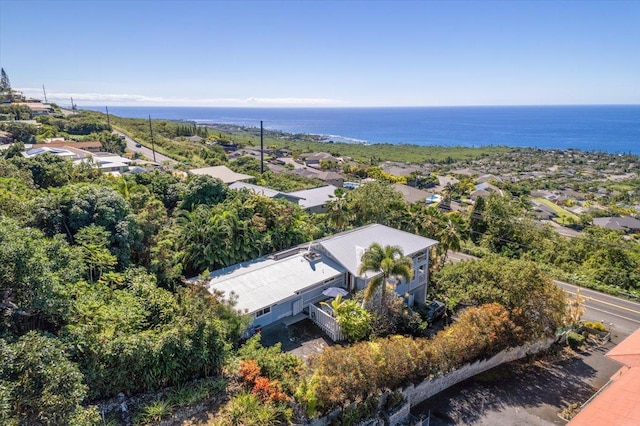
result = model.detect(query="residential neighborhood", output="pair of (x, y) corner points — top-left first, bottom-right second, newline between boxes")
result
(1, 82), (639, 425)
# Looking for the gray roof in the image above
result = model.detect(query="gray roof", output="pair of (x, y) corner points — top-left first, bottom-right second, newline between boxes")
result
(188, 165), (254, 184)
(318, 224), (438, 278)
(593, 216), (640, 231)
(229, 181), (302, 202)
(287, 185), (338, 209)
(392, 184), (431, 204)
(207, 250), (345, 314)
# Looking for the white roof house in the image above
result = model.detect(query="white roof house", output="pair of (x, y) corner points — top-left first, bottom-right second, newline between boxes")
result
(229, 182), (303, 204)
(207, 251), (345, 315)
(206, 224), (438, 330)
(188, 165), (254, 184)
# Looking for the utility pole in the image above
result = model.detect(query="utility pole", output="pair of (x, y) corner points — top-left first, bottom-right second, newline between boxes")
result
(42, 85), (48, 103)
(148, 115), (157, 162)
(105, 106), (111, 131)
(260, 120), (264, 174)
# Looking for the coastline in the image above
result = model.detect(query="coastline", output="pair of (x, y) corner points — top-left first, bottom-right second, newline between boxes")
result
(82, 105), (640, 155)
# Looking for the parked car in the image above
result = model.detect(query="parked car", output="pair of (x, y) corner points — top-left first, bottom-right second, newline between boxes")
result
(425, 300), (446, 322)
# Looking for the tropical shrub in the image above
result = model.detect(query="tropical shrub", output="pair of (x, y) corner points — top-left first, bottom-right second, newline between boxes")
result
(0, 332), (100, 425)
(310, 303), (527, 413)
(567, 331), (585, 349)
(334, 298), (372, 342)
(237, 335), (302, 392)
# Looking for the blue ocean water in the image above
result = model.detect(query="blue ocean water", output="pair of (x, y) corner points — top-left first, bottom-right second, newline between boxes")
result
(89, 105), (640, 155)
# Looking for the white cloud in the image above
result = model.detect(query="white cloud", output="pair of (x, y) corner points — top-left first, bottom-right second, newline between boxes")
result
(17, 87), (341, 107)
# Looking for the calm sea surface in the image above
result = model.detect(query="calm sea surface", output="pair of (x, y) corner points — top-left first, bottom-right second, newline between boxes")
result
(87, 105), (640, 155)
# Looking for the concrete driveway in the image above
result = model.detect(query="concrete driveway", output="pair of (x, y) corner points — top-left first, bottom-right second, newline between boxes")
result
(412, 341), (621, 425)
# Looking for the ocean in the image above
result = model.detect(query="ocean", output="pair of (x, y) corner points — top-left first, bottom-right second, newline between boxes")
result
(87, 105), (640, 155)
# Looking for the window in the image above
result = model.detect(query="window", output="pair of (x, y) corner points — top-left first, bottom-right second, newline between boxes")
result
(255, 306), (271, 318)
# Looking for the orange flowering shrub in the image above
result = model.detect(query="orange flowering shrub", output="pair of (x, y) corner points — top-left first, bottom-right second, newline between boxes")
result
(239, 359), (261, 384)
(238, 359), (288, 402)
(252, 376), (288, 402)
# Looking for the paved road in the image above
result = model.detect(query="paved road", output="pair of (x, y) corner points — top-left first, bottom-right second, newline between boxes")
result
(555, 281), (640, 341)
(112, 130), (177, 165)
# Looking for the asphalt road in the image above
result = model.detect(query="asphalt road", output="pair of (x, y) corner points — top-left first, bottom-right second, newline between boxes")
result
(112, 130), (177, 165)
(555, 281), (640, 341)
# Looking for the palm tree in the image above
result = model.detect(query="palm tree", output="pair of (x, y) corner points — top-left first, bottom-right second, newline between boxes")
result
(437, 213), (464, 266)
(326, 188), (350, 231)
(358, 243), (414, 307)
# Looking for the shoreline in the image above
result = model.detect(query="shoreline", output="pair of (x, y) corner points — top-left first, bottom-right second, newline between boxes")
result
(80, 106), (640, 156)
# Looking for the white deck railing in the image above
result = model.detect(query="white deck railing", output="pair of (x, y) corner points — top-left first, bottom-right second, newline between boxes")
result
(309, 304), (345, 342)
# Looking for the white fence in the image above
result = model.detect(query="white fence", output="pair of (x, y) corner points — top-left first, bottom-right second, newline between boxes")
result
(309, 304), (345, 342)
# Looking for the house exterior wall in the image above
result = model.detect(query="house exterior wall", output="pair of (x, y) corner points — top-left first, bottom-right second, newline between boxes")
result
(249, 274), (345, 327)
(356, 248), (430, 306)
(305, 204), (329, 214)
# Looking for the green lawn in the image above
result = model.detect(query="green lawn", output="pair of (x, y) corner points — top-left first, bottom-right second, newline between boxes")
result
(534, 197), (580, 224)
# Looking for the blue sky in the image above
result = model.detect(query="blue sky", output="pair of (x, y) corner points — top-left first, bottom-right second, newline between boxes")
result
(1, 0), (638, 107)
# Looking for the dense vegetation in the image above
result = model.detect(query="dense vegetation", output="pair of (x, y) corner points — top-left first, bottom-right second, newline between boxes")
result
(0, 108), (637, 424)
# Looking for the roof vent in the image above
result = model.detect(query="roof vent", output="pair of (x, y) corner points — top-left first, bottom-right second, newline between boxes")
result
(303, 251), (321, 261)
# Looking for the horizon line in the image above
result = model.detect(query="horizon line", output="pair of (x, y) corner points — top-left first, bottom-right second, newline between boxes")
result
(77, 103), (640, 109)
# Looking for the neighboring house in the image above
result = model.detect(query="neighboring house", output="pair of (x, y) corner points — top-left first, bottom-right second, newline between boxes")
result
(31, 141), (103, 153)
(229, 181), (303, 204)
(287, 185), (338, 213)
(206, 224), (438, 338)
(275, 148), (292, 158)
(475, 174), (503, 184)
(188, 135), (203, 143)
(22, 145), (131, 173)
(188, 165), (254, 184)
(82, 153), (132, 174)
(228, 148), (262, 160)
(292, 168), (344, 187)
(593, 217), (640, 233)
(531, 200), (558, 220)
(12, 102), (53, 116)
(22, 146), (92, 160)
(381, 162), (422, 177)
(568, 327), (640, 426)
(392, 183), (432, 204)
(299, 152), (338, 169)
(470, 182), (500, 200)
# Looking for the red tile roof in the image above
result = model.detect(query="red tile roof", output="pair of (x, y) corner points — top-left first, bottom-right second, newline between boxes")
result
(569, 328), (640, 426)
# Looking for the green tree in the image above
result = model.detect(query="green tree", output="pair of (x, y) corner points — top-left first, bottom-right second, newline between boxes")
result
(74, 225), (117, 282)
(346, 181), (406, 227)
(0, 332), (100, 425)
(436, 213), (465, 266)
(97, 131), (126, 154)
(435, 255), (566, 338)
(358, 243), (414, 306)
(326, 187), (349, 231)
(180, 174), (227, 211)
